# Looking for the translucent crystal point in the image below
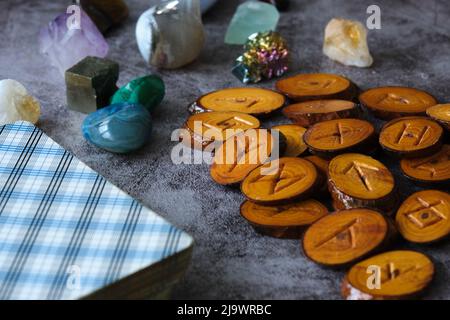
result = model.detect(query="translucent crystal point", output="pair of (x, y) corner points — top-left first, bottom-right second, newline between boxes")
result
(39, 8), (109, 75)
(323, 18), (373, 68)
(0, 79), (41, 126)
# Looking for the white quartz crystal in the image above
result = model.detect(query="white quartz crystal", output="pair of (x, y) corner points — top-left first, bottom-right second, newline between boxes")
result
(323, 18), (373, 68)
(0, 79), (41, 126)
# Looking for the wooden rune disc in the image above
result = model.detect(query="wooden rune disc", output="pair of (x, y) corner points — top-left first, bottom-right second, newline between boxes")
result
(396, 190), (450, 243)
(272, 124), (307, 157)
(240, 199), (328, 238)
(241, 157), (319, 205)
(379, 116), (443, 158)
(302, 208), (390, 267)
(188, 87), (286, 116)
(275, 73), (357, 102)
(304, 155), (329, 194)
(427, 104), (450, 131)
(359, 86), (437, 120)
(342, 250), (434, 300)
(282, 100), (360, 127)
(303, 118), (375, 158)
(400, 144), (450, 185)
(328, 154), (397, 214)
(182, 111), (260, 150)
(210, 129), (275, 185)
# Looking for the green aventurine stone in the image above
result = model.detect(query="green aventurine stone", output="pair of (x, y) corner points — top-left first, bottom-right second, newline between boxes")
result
(224, 1), (279, 45)
(74, 0), (129, 33)
(111, 75), (165, 112)
(65, 56), (119, 114)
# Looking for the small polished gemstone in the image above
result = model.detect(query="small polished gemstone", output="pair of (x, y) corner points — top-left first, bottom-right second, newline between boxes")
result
(136, 0), (205, 69)
(110, 75), (165, 112)
(74, 0), (129, 33)
(323, 18), (373, 68)
(65, 56), (119, 114)
(0, 79), (41, 126)
(82, 103), (152, 153)
(39, 8), (108, 75)
(225, 1), (279, 45)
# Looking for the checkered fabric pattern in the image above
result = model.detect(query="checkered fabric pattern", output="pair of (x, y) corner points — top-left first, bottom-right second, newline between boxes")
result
(0, 121), (193, 300)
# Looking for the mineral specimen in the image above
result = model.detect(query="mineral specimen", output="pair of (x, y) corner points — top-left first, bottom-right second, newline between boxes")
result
(82, 103), (152, 153)
(136, 0), (205, 69)
(323, 18), (373, 68)
(111, 75), (165, 112)
(73, 0), (129, 33)
(232, 31), (289, 84)
(39, 8), (109, 75)
(0, 79), (41, 126)
(65, 56), (119, 114)
(225, 1), (279, 45)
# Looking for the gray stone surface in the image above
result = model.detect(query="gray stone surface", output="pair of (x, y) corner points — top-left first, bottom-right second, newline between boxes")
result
(0, 0), (449, 299)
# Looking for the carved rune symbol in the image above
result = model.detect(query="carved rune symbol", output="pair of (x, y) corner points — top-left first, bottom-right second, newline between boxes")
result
(251, 163), (305, 195)
(404, 197), (447, 229)
(215, 97), (259, 108)
(379, 263), (415, 285)
(315, 122), (347, 144)
(315, 219), (357, 249)
(395, 123), (430, 146)
(411, 152), (450, 177)
(377, 93), (410, 105)
(342, 161), (380, 191)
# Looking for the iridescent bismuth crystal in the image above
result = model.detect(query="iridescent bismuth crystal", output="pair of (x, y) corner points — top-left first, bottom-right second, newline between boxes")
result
(232, 31), (289, 84)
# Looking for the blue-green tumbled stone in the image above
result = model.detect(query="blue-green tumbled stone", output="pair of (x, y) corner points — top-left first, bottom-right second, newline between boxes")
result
(110, 75), (165, 112)
(82, 103), (152, 153)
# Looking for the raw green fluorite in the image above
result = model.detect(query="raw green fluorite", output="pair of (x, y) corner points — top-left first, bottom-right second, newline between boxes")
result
(224, 1), (279, 45)
(65, 56), (119, 114)
(111, 75), (165, 112)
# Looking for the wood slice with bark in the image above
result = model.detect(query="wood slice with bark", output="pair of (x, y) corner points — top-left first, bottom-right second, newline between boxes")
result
(342, 250), (434, 300)
(303, 118), (376, 158)
(400, 144), (450, 186)
(283, 100), (361, 127)
(302, 208), (392, 267)
(240, 199), (328, 239)
(210, 129), (276, 186)
(181, 111), (260, 151)
(396, 190), (450, 244)
(328, 153), (397, 214)
(187, 87), (286, 117)
(241, 157), (320, 205)
(276, 73), (358, 102)
(272, 124), (307, 157)
(304, 155), (329, 195)
(426, 104), (450, 131)
(359, 86), (437, 120)
(379, 116), (443, 158)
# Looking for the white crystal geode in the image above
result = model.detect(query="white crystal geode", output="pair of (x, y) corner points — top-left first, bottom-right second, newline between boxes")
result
(323, 18), (373, 68)
(0, 79), (41, 126)
(136, 0), (205, 69)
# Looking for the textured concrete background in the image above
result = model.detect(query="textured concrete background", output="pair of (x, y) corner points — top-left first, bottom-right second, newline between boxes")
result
(0, 0), (449, 299)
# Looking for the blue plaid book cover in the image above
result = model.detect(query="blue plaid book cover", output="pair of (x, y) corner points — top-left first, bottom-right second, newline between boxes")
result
(0, 121), (193, 300)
